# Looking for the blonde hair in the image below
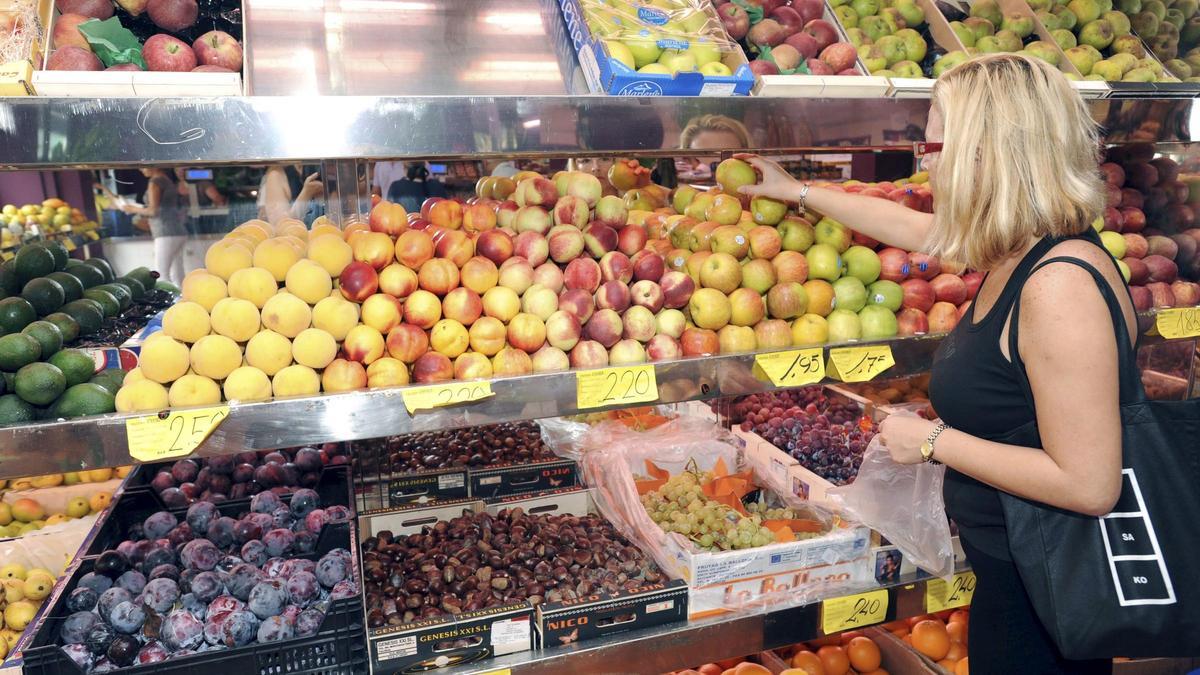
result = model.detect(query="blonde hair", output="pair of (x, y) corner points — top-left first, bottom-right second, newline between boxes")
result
(679, 115), (751, 150)
(927, 53), (1103, 271)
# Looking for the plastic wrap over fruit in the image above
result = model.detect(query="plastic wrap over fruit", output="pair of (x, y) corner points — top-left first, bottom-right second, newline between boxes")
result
(827, 411), (954, 578)
(582, 0), (745, 75)
(538, 406), (680, 460)
(579, 417), (869, 611)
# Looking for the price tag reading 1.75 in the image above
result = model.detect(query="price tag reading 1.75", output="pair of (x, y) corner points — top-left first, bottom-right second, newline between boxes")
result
(755, 348), (825, 387)
(402, 382), (494, 414)
(827, 345), (895, 383)
(821, 589), (889, 635)
(576, 365), (658, 409)
(125, 406), (229, 463)
(1156, 307), (1200, 339)
(926, 571), (977, 613)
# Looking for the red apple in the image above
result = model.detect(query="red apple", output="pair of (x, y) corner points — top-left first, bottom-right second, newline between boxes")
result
(1120, 206), (1147, 233)
(803, 18), (838, 51)
(1125, 257), (1150, 285)
(929, 273), (967, 306)
(878, 247), (910, 282)
(901, 278), (935, 313)
(1170, 280), (1200, 306)
(631, 249), (665, 282)
(680, 327), (719, 356)
(896, 307), (929, 336)
(192, 30), (242, 71)
(961, 271), (984, 301)
(1144, 255), (1178, 283)
(1099, 162), (1125, 187)
(1129, 285), (1153, 312)
(907, 252), (941, 281)
(143, 34), (197, 72)
(1123, 233), (1149, 259)
(1145, 281), (1176, 308)
(927, 302), (960, 334)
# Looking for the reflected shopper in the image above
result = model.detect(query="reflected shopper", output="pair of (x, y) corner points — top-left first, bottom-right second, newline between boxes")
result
(122, 168), (187, 286)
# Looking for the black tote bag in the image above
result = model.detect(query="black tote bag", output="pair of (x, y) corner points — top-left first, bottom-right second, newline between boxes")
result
(996, 256), (1200, 659)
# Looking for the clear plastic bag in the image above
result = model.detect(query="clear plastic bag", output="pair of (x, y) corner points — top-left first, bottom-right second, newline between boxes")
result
(827, 414), (954, 578)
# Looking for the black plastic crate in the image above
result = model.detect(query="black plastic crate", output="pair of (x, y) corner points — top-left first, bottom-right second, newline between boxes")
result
(22, 519), (366, 675)
(84, 466), (351, 558)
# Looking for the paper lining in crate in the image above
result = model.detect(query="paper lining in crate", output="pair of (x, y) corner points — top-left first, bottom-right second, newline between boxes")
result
(580, 417), (872, 620)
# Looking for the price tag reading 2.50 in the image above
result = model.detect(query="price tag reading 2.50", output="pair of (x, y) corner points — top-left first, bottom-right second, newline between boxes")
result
(828, 345), (895, 383)
(402, 382), (494, 414)
(821, 589), (889, 634)
(576, 365), (658, 409)
(926, 571), (977, 613)
(755, 348), (825, 387)
(126, 406), (229, 463)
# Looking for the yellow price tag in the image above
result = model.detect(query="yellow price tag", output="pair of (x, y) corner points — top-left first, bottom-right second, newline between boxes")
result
(63, 238), (77, 251)
(401, 381), (494, 414)
(755, 348), (825, 387)
(821, 589), (888, 634)
(827, 345), (895, 383)
(925, 571), (977, 613)
(478, 670), (511, 675)
(0, 251), (12, 261)
(576, 365), (658, 409)
(125, 406), (228, 463)
(1155, 308), (1200, 339)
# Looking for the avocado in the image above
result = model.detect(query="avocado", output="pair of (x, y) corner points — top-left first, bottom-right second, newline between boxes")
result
(115, 275), (146, 301)
(13, 362), (66, 406)
(0, 333), (41, 370)
(82, 288), (119, 318)
(20, 277), (65, 316)
(43, 312), (80, 344)
(48, 382), (114, 419)
(64, 263), (105, 289)
(46, 272), (84, 303)
(0, 263), (18, 297)
(83, 258), (114, 283)
(155, 280), (180, 294)
(39, 240), (69, 271)
(126, 266), (157, 292)
(20, 321), (62, 359)
(0, 297), (37, 334)
(96, 283), (131, 312)
(59, 299), (104, 336)
(88, 368), (126, 395)
(0, 394), (36, 427)
(13, 246), (54, 285)
(48, 348), (96, 387)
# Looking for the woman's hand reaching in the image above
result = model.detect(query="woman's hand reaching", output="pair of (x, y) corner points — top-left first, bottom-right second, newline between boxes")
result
(734, 154), (801, 203)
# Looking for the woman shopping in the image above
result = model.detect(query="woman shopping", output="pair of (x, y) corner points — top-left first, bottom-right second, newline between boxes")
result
(122, 168), (188, 286)
(740, 54), (1127, 674)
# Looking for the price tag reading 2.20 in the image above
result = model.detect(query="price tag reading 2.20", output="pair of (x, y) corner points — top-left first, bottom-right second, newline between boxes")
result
(755, 348), (825, 387)
(576, 365), (658, 409)
(926, 571), (977, 613)
(125, 406), (229, 463)
(821, 589), (889, 634)
(402, 382), (494, 414)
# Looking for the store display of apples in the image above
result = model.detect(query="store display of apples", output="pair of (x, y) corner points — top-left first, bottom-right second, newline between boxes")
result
(584, 0), (742, 77)
(714, 0), (868, 76)
(46, 0), (242, 74)
(1093, 145), (1200, 311)
(936, 0), (1070, 74)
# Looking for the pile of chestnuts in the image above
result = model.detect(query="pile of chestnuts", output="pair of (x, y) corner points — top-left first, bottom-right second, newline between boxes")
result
(356, 422), (558, 475)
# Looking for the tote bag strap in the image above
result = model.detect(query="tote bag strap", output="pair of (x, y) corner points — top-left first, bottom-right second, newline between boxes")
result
(1006, 256), (1145, 410)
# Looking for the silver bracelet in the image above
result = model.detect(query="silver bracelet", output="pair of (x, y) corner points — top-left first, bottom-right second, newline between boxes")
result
(797, 183), (811, 213)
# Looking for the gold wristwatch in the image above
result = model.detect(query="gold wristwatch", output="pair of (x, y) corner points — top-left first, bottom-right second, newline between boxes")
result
(921, 422), (949, 465)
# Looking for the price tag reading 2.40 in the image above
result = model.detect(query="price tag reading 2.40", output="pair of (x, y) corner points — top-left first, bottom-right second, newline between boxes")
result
(821, 589), (889, 634)
(755, 348), (825, 387)
(125, 406), (229, 463)
(926, 571), (977, 613)
(828, 345), (895, 383)
(576, 365), (658, 409)
(402, 382), (494, 414)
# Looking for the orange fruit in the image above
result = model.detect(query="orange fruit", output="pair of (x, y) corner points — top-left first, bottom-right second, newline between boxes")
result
(838, 631), (864, 645)
(715, 658), (743, 669)
(846, 636), (881, 672)
(862, 671), (890, 675)
(912, 620), (952, 661)
(906, 614), (936, 627)
(697, 666), (723, 675)
(809, 635), (842, 648)
(949, 610), (970, 626)
(955, 657), (969, 675)
(791, 651), (825, 675)
(782, 669), (815, 675)
(902, 634), (914, 646)
(734, 664), (770, 675)
(817, 645), (850, 675)
(890, 628), (910, 639)
(945, 641), (968, 662)
(882, 620), (909, 632)
(722, 670), (736, 675)
(947, 620), (968, 644)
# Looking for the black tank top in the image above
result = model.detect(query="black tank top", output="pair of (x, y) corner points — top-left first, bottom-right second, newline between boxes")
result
(929, 229), (1109, 561)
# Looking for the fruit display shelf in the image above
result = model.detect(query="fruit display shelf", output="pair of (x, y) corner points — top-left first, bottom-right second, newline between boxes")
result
(420, 565), (974, 675)
(0, 96), (1196, 170)
(0, 321), (1192, 481)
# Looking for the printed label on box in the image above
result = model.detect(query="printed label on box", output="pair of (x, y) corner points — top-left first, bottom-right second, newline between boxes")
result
(481, 476), (502, 486)
(700, 82), (737, 96)
(491, 616), (531, 655)
(646, 599), (675, 614)
(376, 635), (418, 661)
(437, 474), (465, 490)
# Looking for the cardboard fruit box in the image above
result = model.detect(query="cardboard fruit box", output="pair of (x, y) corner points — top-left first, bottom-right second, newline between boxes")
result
(34, 0), (244, 96)
(0, 0), (52, 94)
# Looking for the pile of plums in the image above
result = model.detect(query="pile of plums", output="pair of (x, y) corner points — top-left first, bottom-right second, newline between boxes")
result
(55, 492), (358, 672)
(358, 422), (557, 475)
(149, 444), (347, 506)
(361, 507), (663, 629)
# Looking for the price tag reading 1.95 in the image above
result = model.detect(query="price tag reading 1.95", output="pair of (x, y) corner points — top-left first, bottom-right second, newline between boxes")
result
(827, 345), (895, 383)
(1156, 307), (1200, 339)
(821, 589), (889, 635)
(576, 365), (658, 410)
(926, 571), (977, 613)
(755, 348), (825, 387)
(125, 406), (229, 463)
(402, 382), (494, 414)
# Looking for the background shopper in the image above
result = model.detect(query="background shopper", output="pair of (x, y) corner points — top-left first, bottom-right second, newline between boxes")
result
(121, 168), (188, 286)
(257, 164), (323, 224)
(740, 53), (1126, 675)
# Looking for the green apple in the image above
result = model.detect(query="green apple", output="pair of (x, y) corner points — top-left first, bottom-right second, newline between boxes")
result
(699, 61), (733, 76)
(1099, 230), (1127, 257)
(970, 0), (1003, 27)
(814, 217), (851, 252)
(832, 276), (868, 312)
(852, 0), (880, 18)
(1131, 10), (1159, 35)
(892, 59), (924, 77)
(995, 28), (1024, 51)
(1144, 0), (1166, 20)
(688, 38), (723, 66)
(860, 15), (892, 42)
(1029, 0), (1053, 10)
(778, 216), (815, 252)
(673, 185), (698, 214)
(623, 36), (663, 68)
(859, 304), (899, 339)
(1092, 58), (1125, 79)
(826, 308), (863, 343)
(1111, 34), (1146, 56)
(950, 21), (977, 47)
(1038, 9), (1061, 29)
(638, 63), (672, 74)
(894, 0), (926, 26)
(1165, 58), (1192, 77)
(1001, 13), (1035, 37)
(658, 49), (698, 73)
(806, 243), (844, 282)
(867, 279), (903, 311)
(1109, 52), (1139, 72)
(842, 245), (881, 284)
(1066, 45), (1099, 73)
(964, 16), (996, 40)
(836, 5), (860, 28)
(606, 41), (637, 70)
(750, 197), (787, 226)
(933, 50), (970, 76)
(1138, 56), (1164, 76)
(1052, 28), (1078, 49)
(1068, 0), (1103, 24)
(874, 35), (907, 65)
(1054, 5), (1079, 28)
(1103, 9), (1133, 34)
(846, 27), (870, 47)
(976, 35), (1005, 52)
